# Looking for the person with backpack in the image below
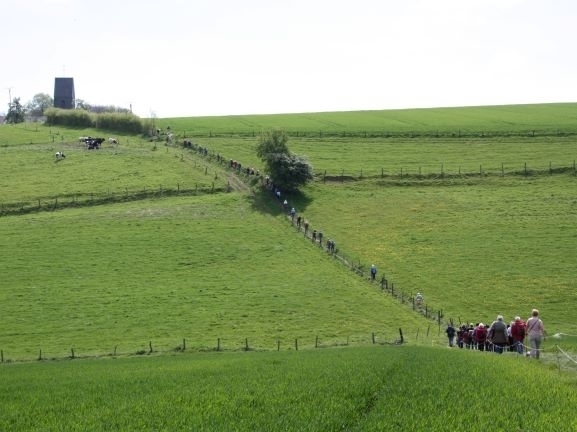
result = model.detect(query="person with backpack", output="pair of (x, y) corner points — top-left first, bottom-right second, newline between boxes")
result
(510, 316), (527, 355)
(370, 264), (377, 281)
(474, 323), (488, 351)
(457, 325), (468, 348)
(488, 315), (508, 354)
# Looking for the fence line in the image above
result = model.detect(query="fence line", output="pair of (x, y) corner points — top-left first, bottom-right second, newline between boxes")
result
(177, 129), (577, 139)
(282, 209), (444, 324)
(0, 183), (228, 217)
(320, 161), (577, 182)
(0, 329), (416, 363)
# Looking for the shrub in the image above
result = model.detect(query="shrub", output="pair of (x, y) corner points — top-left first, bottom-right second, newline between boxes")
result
(44, 108), (144, 134)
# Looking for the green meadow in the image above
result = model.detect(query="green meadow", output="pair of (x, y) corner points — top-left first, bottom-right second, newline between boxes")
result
(1, 104), (577, 430)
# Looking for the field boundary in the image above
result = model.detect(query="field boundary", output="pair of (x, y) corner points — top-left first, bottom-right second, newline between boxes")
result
(319, 163), (577, 183)
(175, 129), (577, 139)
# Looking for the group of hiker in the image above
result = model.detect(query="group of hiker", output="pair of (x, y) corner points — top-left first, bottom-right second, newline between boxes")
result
(272, 189), (340, 255)
(445, 309), (546, 359)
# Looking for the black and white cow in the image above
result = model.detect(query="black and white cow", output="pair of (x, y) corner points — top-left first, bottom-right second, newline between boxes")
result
(55, 151), (66, 161)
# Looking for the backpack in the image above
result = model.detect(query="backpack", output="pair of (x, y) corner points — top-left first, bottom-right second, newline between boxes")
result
(512, 322), (526, 340)
(475, 327), (487, 342)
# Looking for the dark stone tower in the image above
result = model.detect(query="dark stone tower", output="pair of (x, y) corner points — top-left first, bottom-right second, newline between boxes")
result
(53, 77), (75, 109)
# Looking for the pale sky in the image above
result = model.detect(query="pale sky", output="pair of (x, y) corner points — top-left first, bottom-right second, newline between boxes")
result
(2, 0), (576, 118)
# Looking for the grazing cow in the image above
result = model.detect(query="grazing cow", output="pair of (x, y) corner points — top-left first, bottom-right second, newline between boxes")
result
(166, 133), (174, 145)
(85, 137), (105, 149)
(55, 151), (66, 161)
(108, 137), (118, 145)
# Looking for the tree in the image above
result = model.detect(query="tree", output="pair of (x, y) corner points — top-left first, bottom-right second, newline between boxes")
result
(26, 93), (53, 116)
(75, 99), (90, 110)
(256, 129), (289, 160)
(256, 129), (314, 192)
(5, 97), (25, 123)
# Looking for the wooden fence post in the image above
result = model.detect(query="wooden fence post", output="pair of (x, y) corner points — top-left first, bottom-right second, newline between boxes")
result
(295, 338), (299, 351)
(217, 338), (221, 351)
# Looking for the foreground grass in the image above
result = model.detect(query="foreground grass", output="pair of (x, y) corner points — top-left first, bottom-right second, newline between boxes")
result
(1, 346), (576, 431)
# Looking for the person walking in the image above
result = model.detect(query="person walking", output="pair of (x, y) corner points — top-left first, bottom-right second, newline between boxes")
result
(474, 323), (488, 351)
(510, 316), (527, 355)
(446, 323), (456, 347)
(526, 309), (546, 359)
(488, 315), (508, 354)
(370, 264), (377, 281)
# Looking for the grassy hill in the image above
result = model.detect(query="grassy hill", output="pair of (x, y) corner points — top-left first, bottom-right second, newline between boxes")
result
(1, 103), (576, 430)
(158, 102), (577, 137)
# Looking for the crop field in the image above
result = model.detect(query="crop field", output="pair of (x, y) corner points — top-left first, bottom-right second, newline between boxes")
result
(2, 103), (577, 430)
(160, 103), (577, 137)
(1, 346), (576, 431)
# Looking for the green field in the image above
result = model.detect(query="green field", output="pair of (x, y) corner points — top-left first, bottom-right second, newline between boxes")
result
(158, 103), (577, 137)
(0, 193), (428, 359)
(2, 346), (576, 431)
(1, 104), (577, 430)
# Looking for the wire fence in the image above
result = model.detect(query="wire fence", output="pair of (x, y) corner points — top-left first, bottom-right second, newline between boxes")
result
(319, 161), (577, 182)
(0, 327), (431, 363)
(175, 129), (577, 139)
(0, 183), (229, 217)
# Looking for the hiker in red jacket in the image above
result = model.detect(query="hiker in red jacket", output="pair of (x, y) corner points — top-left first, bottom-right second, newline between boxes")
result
(474, 323), (488, 351)
(510, 316), (527, 355)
